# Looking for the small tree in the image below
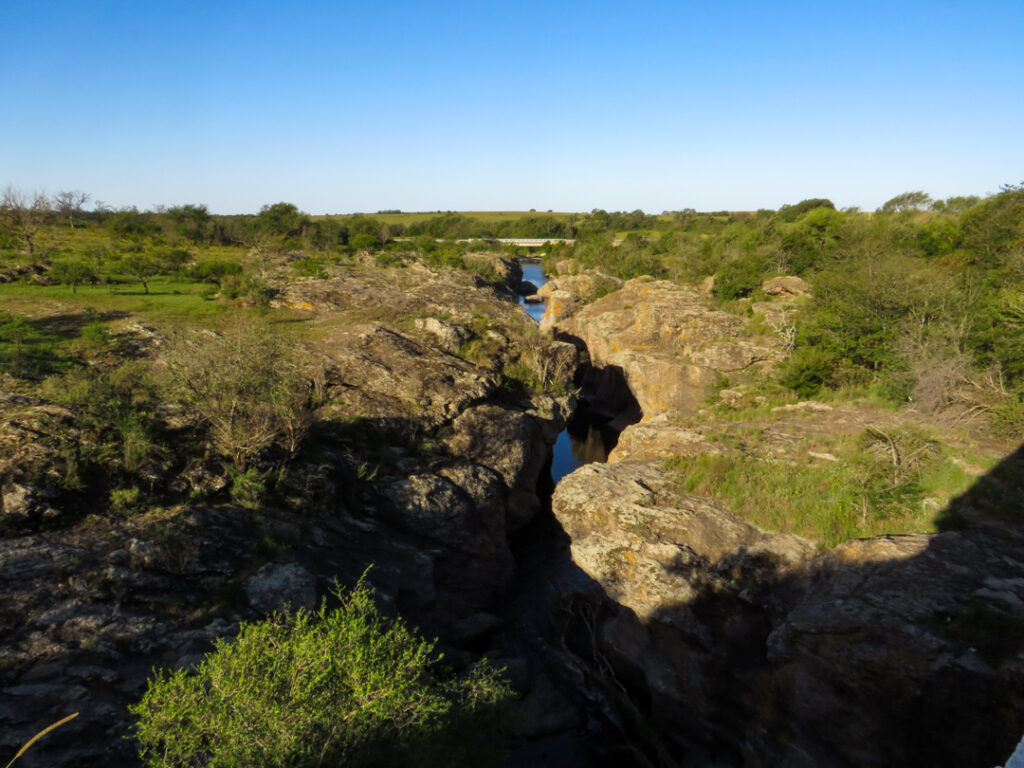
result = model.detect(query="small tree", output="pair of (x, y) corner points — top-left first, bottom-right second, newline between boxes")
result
(53, 190), (90, 228)
(191, 259), (243, 288)
(0, 313), (32, 354)
(1, 186), (50, 253)
(156, 324), (313, 470)
(49, 259), (96, 293)
(130, 577), (513, 768)
(122, 254), (161, 294)
(879, 191), (933, 213)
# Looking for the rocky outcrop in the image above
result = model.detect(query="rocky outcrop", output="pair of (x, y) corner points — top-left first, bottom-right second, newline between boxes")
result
(606, 414), (725, 463)
(463, 252), (522, 293)
(0, 257), (583, 766)
(536, 271), (623, 332)
(552, 456), (1024, 767)
(557, 277), (781, 420)
(762, 275), (810, 296)
(537, 271), (623, 304)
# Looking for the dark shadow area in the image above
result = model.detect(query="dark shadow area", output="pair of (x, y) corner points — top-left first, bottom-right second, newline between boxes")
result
(22, 310), (128, 339)
(554, 329), (643, 429)
(549, 400), (625, 485)
(937, 443), (1024, 530)
(7, 360), (1023, 767)
(547, 439), (1024, 768)
(0, 310), (130, 378)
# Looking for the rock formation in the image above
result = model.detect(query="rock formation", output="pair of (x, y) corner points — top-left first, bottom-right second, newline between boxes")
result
(555, 276), (781, 420)
(552, 453), (1024, 767)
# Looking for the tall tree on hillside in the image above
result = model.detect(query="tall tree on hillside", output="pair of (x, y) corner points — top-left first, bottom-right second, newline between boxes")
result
(53, 190), (90, 229)
(1, 186), (50, 254)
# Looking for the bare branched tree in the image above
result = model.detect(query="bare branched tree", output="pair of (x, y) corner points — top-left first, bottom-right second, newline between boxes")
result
(1, 186), (50, 254)
(766, 310), (797, 355)
(156, 324), (315, 470)
(53, 190), (90, 229)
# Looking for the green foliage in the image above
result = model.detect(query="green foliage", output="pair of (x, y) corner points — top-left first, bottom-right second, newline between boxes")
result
(255, 202), (308, 241)
(0, 314), (32, 354)
(665, 426), (953, 546)
(350, 232), (380, 249)
(291, 257), (326, 278)
(374, 251), (404, 268)
(77, 320), (114, 353)
(120, 253), (162, 293)
(714, 255), (763, 300)
(166, 204), (212, 245)
(776, 198), (835, 222)
(49, 259), (96, 293)
(191, 259), (243, 287)
(879, 191), (933, 213)
(229, 466), (268, 508)
(130, 577), (514, 768)
(778, 347), (836, 397)
(40, 360), (164, 476)
(991, 395), (1024, 441)
(0, 311), (78, 379)
(109, 486), (142, 515)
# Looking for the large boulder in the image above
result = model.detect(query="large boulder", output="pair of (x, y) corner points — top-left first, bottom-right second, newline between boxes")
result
(762, 275), (810, 296)
(245, 562), (317, 614)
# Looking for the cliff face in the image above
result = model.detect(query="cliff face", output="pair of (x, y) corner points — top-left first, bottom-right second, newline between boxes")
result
(553, 276), (782, 420)
(552, 457), (1024, 767)
(546, 276), (1024, 767)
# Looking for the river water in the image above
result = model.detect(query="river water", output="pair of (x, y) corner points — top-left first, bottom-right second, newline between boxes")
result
(518, 261), (548, 322)
(518, 260), (621, 484)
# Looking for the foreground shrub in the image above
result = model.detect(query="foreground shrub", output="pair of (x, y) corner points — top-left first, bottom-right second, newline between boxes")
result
(130, 577), (514, 768)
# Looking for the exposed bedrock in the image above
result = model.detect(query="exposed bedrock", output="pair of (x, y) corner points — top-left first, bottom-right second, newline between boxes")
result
(554, 276), (782, 420)
(0, 263), (580, 766)
(552, 448), (1024, 768)
(543, 276), (1024, 766)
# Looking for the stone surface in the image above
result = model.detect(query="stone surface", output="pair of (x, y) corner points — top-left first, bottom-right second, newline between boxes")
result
(557, 277), (782, 419)
(413, 316), (472, 351)
(245, 562), (317, 614)
(0, 258), (586, 767)
(762, 275), (810, 296)
(539, 289), (582, 332)
(552, 454), (1024, 768)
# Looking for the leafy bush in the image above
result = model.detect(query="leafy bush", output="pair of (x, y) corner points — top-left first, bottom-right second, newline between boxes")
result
(350, 232), (380, 249)
(714, 256), (762, 300)
(130, 577), (514, 768)
(992, 395), (1024, 440)
(191, 259), (243, 287)
(779, 347), (836, 397)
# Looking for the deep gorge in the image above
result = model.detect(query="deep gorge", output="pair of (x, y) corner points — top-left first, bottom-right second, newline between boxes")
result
(2, 249), (1023, 768)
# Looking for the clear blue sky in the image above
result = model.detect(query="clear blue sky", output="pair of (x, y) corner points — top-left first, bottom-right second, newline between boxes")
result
(1, 1), (1021, 214)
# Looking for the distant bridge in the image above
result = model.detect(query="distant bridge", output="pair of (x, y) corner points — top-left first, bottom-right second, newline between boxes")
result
(455, 238), (575, 247)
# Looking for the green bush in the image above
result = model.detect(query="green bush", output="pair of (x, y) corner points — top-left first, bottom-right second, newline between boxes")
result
(350, 232), (380, 250)
(130, 577), (514, 768)
(992, 395), (1024, 440)
(779, 347), (836, 397)
(714, 256), (763, 300)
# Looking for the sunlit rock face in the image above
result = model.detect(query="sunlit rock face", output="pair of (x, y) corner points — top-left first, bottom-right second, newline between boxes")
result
(555, 277), (781, 420)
